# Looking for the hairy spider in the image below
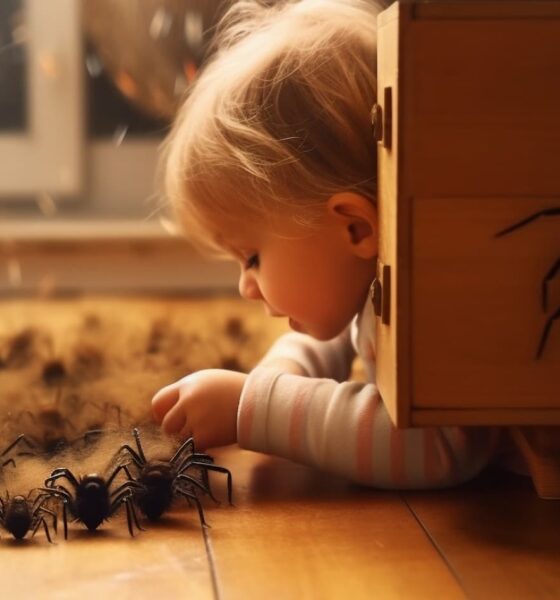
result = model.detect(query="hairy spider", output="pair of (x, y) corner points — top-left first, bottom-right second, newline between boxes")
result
(0, 490), (57, 543)
(42, 462), (145, 538)
(495, 207), (560, 359)
(114, 428), (233, 527)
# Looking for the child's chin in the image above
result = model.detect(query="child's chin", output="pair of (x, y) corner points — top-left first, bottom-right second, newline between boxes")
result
(292, 320), (344, 341)
(288, 318), (305, 333)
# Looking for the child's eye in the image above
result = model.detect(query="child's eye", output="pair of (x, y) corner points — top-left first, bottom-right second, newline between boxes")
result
(245, 254), (260, 270)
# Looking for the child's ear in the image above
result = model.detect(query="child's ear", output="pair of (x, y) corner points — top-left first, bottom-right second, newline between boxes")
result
(326, 192), (378, 259)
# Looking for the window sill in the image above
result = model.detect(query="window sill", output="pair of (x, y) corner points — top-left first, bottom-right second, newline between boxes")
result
(0, 220), (238, 294)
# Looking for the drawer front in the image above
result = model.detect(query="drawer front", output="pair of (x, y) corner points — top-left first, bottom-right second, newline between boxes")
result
(412, 196), (560, 411)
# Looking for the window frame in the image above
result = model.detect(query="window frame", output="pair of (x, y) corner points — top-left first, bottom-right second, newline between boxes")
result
(0, 0), (83, 198)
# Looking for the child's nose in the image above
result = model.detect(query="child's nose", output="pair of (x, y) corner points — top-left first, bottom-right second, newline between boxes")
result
(238, 270), (263, 301)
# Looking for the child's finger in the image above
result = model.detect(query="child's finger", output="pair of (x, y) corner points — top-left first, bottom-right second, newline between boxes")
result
(161, 404), (187, 435)
(151, 383), (180, 424)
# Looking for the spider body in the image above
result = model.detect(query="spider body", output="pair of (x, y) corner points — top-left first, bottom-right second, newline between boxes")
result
(135, 461), (175, 521)
(43, 464), (144, 538)
(72, 474), (111, 531)
(5, 496), (32, 539)
(116, 428), (233, 526)
(0, 492), (57, 542)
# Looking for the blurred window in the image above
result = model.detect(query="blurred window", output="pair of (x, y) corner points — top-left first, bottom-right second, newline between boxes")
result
(0, 0), (224, 220)
(0, 0), (83, 199)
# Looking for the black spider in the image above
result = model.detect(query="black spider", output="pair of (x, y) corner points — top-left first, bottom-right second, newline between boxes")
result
(114, 428), (233, 527)
(41, 463), (145, 539)
(0, 490), (57, 543)
(495, 207), (560, 359)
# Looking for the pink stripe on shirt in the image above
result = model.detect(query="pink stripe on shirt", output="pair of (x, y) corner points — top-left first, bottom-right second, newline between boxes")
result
(355, 391), (379, 482)
(390, 426), (407, 486)
(288, 382), (311, 461)
(238, 382), (257, 446)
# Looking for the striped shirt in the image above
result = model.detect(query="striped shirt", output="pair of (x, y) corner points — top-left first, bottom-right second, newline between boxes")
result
(238, 296), (501, 489)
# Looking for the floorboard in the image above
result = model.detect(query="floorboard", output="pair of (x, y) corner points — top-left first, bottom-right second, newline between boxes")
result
(0, 511), (214, 599)
(404, 469), (560, 600)
(205, 447), (465, 600)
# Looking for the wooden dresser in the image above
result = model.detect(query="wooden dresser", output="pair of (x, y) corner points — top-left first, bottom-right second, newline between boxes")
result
(373, 0), (560, 496)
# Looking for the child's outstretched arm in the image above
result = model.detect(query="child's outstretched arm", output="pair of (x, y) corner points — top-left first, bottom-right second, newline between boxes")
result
(151, 327), (354, 449)
(238, 328), (500, 489)
(238, 367), (500, 489)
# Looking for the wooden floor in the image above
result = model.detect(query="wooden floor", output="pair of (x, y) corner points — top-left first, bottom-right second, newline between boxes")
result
(2, 446), (559, 600)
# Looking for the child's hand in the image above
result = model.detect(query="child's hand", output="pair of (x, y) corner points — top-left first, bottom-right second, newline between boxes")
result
(151, 369), (247, 450)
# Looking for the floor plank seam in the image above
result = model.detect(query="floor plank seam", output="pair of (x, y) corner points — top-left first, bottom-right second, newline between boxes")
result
(203, 525), (222, 600)
(401, 493), (469, 599)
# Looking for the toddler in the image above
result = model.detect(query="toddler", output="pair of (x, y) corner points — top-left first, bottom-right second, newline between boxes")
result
(151, 0), (499, 488)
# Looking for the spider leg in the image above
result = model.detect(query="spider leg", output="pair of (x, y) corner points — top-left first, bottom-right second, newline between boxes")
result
(169, 437), (197, 464)
(31, 515), (54, 544)
(542, 258), (560, 312)
(27, 488), (39, 501)
(30, 515), (43, 540)
(1, 433), (35, 458)
(2, 458), (16, 469)
(175, 473), (214, 499)
(110, 479), (145, 499)
(110, 490), (145, 534)
(176, 452), (214, 473)
(118, 494), (140, 537)
(186, 461), (234, 505)
(494, 207), (560, 237)
(37, 506), (58, 535)
(106, 462), (142, 487)
(176, 454), (214, 494)
(126, 496), (144, 534)
(174, 487), (209, 528)
(30, 490), (53, 512)
(37, 487), (71, 539)
(536, 305), (560, 359)
(114, 444), (144, 469)
(132, 428), (148, 463)
(41, 517), (54, 544)
(58, 499), (69, 539)
(123, 498), (136, 537)
(120, 463), (136, 481)
(45, 468), (79, 489)
(73, 429), (106, 450)
(37, 486), (71, 501)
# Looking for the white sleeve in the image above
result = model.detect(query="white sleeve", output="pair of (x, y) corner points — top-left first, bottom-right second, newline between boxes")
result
(257, 328), (355, 381)
(238, 368), (500, 489)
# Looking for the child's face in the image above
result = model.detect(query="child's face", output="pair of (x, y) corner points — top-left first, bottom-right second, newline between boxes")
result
(218, 213), (377, 340)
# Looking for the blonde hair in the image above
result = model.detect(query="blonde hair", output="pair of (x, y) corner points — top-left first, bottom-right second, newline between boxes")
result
(162, 0), (386, 253)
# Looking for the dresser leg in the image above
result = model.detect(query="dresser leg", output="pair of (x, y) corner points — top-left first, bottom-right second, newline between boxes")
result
(510, 427), (560, 499)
